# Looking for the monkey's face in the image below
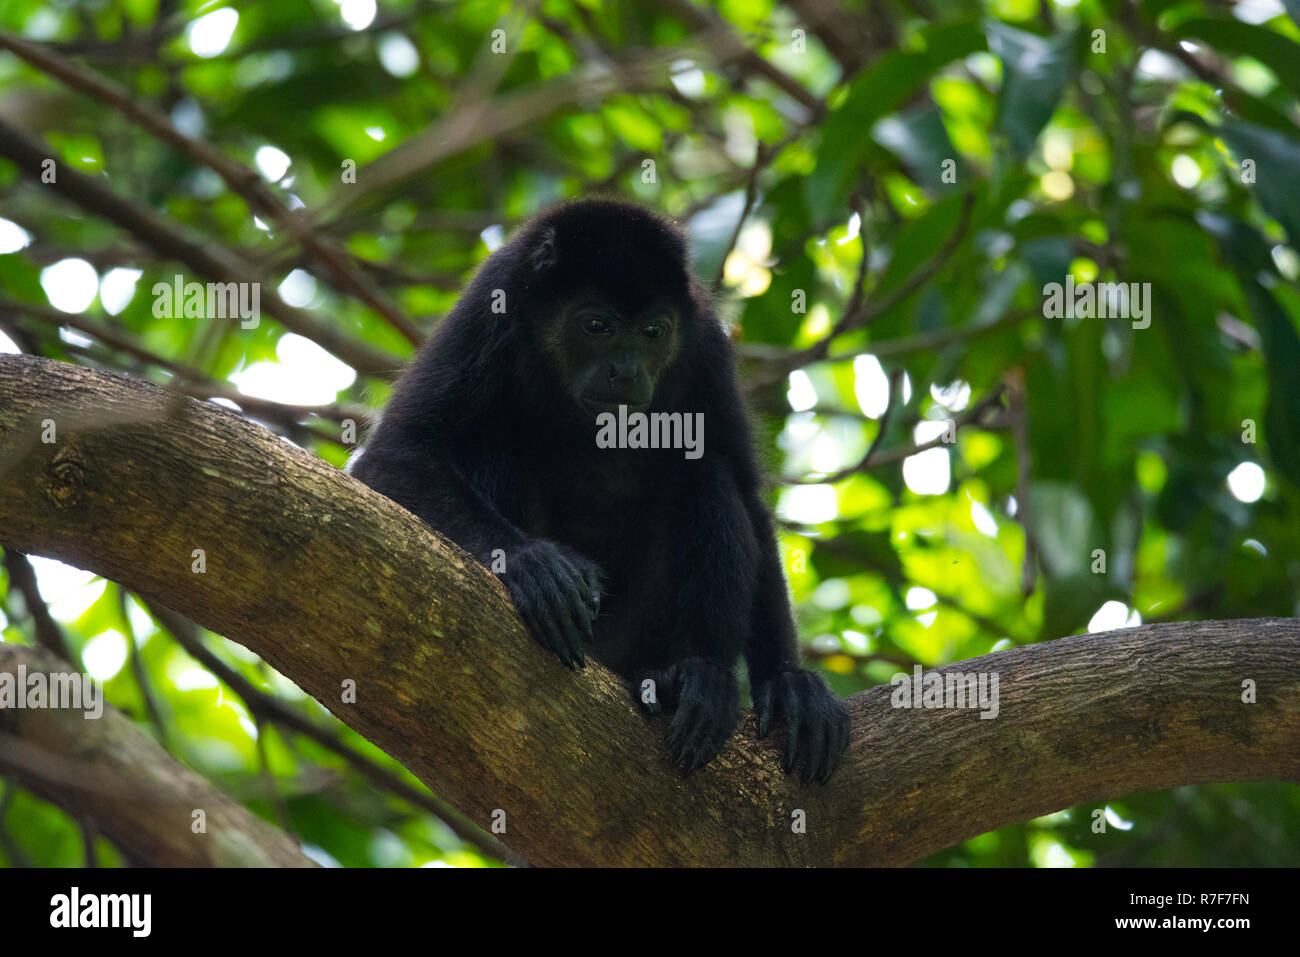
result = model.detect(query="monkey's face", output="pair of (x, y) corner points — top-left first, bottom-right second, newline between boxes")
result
(541, 293), (679, 417)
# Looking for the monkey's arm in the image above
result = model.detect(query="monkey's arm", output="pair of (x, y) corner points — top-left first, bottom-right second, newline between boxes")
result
(743, 498), (851, 785)
(352, 443), (520, 555)
(743, 501), (801, 683)
(632, 463), (756, 773)
(696, 344), (851, 784)
(352, 442), (599, 670)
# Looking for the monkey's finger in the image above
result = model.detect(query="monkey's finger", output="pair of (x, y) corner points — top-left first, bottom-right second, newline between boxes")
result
(655, 664), (683, 710)
(667, 691), (706, 757)
(685, 738), (717, 775)
(804, 718), (830, 786)
(781, 692), (804, 775)
(700, 720), (730, 772)
(754, 681), (775, 738)
(555, 607), (587, 670)
(566, 563), (596, 612)
(536, 612), (573, 668)
(812, 706), (833, 784)
(539, 596), (583, 670)
(675, 731), (699, 774)
(552, 552), (600, 621)
(674, 717), (711, 775)
(521, 608), (573, 670)
(541, 575), (589, 667)
(559, 590), (594, 648)
(575, 601), (596, 645)
(508, 570), (573, 668)
(666, 704), (693, 753)
(817, 720), (838, 784)
(580, 570), (601, 615)
(675, 691), (731, 773)
(551, 566), (595, 644)
(795, 715), (815, 785)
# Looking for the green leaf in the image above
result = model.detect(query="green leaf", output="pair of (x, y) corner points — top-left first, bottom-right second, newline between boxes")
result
(1194, 211), (1277, 277)
(1219, 121), (1300, 244)
(1030, 481), (1095, 577)
(741, 255), (816, 345)
(872, 103), (964, 191)
(1240, 279), (1300, 485)
(810, 530), (905, 584)
(685, 191), (748, 283)
(1175, 18), (1300, 99)
(1042, 572), (1116, 640)
(806, 18), (985, 221)
(873, 189), (972, 297)
(986, 20), (1076, 161)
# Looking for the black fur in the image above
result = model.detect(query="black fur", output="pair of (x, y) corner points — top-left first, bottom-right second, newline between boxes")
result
(352, 199), (849, 783)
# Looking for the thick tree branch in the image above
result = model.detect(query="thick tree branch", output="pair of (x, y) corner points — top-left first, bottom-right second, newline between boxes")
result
(141, 600), (512, 863)
(0, 643), (317, 867)
(2, 355), (1298, 866)
(0, 297), (367, 441)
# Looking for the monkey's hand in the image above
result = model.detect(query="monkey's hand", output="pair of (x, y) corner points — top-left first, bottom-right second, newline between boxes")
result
(753, 670), (850, 785)
(635, 657), (739, 775)
(497, 540), (601, 670)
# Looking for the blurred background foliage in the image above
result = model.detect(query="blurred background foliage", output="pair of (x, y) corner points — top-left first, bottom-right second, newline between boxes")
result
(1, 0), (1299, 867)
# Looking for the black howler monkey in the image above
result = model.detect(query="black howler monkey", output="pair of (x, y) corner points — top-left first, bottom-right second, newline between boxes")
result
(353, 199), (849, 783)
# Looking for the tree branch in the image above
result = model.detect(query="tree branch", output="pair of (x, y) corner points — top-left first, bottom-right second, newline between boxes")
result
(0, 297), (367, 442)
(2, 549), (70, 659)
(0, 117), (402, 377)
(2, 355), (1298, 866)
(0, 30), (424, 348)
(746, 192), (976, 388)
(142, 599), (513, 863)
(0, 642), (317, 867)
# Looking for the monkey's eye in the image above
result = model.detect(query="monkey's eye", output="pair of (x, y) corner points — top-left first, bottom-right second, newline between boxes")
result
(582, 317), (612, 335)
(642, 324), (665, 340)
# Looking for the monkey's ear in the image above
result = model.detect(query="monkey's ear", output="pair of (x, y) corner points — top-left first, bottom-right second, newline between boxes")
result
(529, 227), (559, 273)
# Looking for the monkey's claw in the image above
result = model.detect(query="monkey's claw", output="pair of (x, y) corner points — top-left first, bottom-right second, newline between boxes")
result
(636, 657), (739, 774)
(500, 540), (602, 670)
(753, 670), (849, 785)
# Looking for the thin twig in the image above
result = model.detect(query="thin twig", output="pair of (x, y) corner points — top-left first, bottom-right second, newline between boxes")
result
(785, 383), (1005, 485)
(749, 192), (977, 387)
(115, 584), (172, 752)
(0, 115), (401, 377)
(1, 550), (70, 660)
(714, 142), (768, 290)
(0, 30), (424, 347)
